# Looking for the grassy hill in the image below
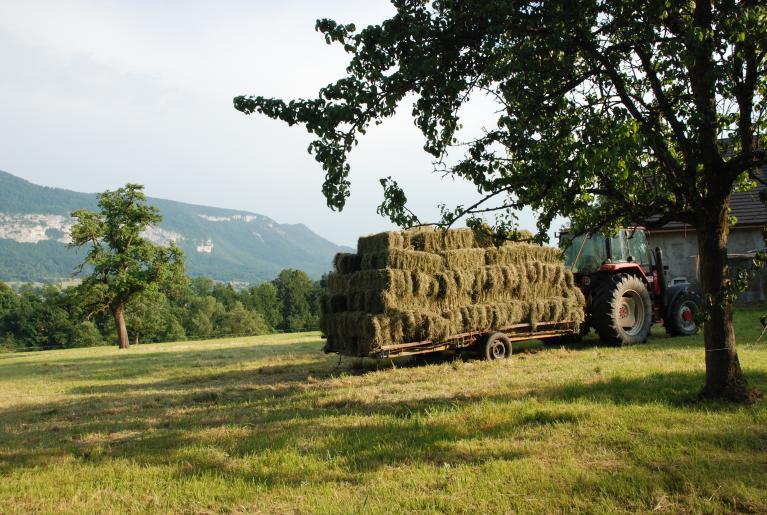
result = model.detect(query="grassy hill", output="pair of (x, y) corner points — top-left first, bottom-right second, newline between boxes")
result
(0, 310), (765, 512)
(0, 170), (350, 283)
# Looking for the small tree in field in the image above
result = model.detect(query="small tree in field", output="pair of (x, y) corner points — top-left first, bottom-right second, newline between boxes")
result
(235, 1), (766, 402)
(70, 184), (185, 349)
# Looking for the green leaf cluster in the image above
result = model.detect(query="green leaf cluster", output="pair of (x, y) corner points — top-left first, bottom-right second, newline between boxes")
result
(235, 0), (767, 241)
(70, 184), (186, 317)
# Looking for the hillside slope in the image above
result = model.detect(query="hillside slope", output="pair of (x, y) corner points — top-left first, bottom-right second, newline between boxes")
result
(0, 170), (348, 283)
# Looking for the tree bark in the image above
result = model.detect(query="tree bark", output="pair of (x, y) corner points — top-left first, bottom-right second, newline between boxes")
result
(112, 304), (130, 350)
(696, 203), (752, 401)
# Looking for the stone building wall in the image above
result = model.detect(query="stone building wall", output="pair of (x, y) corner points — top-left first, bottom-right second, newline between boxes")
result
(647, 227), (766, 303)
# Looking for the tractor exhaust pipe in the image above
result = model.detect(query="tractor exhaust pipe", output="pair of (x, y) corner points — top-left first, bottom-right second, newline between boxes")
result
(654, 246), (667, 300)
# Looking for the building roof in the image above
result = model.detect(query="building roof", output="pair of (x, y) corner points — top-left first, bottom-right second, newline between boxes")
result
(730, 165), (767, 225)
(656, 164), (767, 231)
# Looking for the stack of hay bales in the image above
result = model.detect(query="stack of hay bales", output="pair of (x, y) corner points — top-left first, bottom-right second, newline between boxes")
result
(320, 228), (585, 357)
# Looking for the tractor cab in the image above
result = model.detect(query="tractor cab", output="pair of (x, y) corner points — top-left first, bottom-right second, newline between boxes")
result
(561, 228), (653, 276)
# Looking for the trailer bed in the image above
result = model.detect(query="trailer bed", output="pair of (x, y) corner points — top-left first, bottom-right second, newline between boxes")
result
(368, 320), (579, 359)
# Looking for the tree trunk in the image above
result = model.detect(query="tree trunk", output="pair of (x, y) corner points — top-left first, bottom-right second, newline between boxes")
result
(696, 205), (752, 401)
(112, 304), (130, 350)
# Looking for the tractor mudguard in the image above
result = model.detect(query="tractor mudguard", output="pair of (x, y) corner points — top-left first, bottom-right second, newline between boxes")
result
(663, 283), (699, 318)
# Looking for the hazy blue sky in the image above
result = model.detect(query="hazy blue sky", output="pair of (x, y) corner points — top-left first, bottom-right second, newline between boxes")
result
(0, 0), (546, 246)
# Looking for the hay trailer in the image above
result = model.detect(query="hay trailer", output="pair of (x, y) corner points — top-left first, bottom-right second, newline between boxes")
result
(369, 320), (580, 360)
(321, 228), (587, 360)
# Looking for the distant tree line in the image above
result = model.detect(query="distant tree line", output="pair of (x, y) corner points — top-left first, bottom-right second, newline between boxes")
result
(0, 269), (323, 351)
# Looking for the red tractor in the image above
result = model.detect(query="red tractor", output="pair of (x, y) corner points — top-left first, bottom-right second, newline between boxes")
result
(558, 227), (700, 345)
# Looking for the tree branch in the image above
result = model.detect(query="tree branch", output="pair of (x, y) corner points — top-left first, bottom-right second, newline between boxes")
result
(635, 45), (691, 159)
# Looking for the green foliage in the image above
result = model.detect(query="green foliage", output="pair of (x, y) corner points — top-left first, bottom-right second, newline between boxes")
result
(125, 287), (187, 344)
(71, 184), (186, 316)
(246, 282), (282, 329)
(0, 281), (17, 315)
(70, 184), (186, 347)
(0, 283), (92, 350)
(71, 321), (106, 348)
(273, 269), (322, 331)
(190, 276), (215, 297)
(215, 301), (269, 336)
(235, 1), (767, 239)
(0, 265), (324, 350)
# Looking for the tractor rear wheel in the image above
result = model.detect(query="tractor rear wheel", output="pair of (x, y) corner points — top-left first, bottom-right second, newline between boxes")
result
(591, 274), (652, 346)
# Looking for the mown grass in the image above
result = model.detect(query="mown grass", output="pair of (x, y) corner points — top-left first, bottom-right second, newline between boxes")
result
(1, 310), (766, 514)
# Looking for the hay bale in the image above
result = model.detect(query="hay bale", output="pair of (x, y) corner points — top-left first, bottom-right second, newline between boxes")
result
(334, 253), (361, 274)
(409, 227), (477, 252)
(485, 244), (562, 266)
(441, 248), (486, 270)
(412, 271), (438, 298)
(329, 269), (413, 296)
(357, 231), (409, 254)
(320, 294), (348, 314)
(326, 273), (349, 294)
(360, 249), (444, 272)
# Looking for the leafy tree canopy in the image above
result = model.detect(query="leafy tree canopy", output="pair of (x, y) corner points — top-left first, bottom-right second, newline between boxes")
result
(70, 184), (185, 348)
(235, 0), (766, 238)
(273, 269), (321, 331)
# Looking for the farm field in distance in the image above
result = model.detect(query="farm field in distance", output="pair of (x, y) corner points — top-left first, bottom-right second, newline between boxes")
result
(1, 309), (766, 513)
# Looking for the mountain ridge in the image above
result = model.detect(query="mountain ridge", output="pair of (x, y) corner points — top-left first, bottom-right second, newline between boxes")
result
(0, 170), (350, 283)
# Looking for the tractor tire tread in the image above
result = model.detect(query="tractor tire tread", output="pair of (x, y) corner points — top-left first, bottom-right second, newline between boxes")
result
(591, 274), (653, 346)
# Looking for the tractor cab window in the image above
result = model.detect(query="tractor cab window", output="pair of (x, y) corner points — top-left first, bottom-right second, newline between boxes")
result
(626, 229), (652, 270)
(560, 233), (607, 273)
(608, 232), (629, 262)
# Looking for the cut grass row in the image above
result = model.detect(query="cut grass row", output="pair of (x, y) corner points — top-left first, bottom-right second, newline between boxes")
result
(0, 309), (765, 513)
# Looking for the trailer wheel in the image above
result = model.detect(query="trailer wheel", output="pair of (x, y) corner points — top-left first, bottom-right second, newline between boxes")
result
(665, 291), (700, 337)
(591, 274), (652, 346)
(480, 332), (512, 360)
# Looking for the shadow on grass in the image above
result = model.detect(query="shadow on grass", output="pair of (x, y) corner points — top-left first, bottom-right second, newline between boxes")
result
(535, 370), (767, 409)
(0, 338), (765, 491)
(0, 340), (324, 383)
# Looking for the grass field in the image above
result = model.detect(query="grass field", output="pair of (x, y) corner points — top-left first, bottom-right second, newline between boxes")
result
(1, 310), (766, 513)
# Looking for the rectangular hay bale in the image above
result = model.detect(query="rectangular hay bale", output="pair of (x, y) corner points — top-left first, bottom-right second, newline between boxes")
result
(357, 231), (409, 254)
(360, 249), (444, 272)
(441, 248), (486, 270)
(408, 227), (477, 252)
(333, 253), (361, 274)
(485, 244), (562, 266)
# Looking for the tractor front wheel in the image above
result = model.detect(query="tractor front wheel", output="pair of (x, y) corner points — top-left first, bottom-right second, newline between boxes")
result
(664, 291), (700, 336)
(591, 274), (653, 346)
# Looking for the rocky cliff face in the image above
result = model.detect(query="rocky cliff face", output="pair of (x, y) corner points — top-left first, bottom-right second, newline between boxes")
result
(0, 214), (73, 243)
(0, 213), (190, 246)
